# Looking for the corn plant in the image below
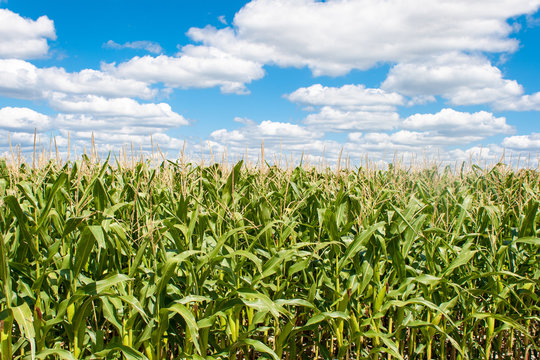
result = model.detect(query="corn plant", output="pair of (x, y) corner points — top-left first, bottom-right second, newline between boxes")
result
(0, 157), (538, 359)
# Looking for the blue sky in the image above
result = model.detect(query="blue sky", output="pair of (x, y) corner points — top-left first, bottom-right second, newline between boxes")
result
(1, 0), (540, 166)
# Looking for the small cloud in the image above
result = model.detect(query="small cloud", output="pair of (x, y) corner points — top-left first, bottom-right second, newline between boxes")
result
(50, 49), (68, 61)
(233, 116), (255, 125)
(218, 15), (227, 25)
(502, 133), (540, 151)
(406, 95), (436, 106)
(526, 15), (540, 28)
(402, 108), (513, 137)
(104, 40), (163, 54)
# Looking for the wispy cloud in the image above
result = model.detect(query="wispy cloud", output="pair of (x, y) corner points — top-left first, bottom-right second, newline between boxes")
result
(104, 40), (163, 54)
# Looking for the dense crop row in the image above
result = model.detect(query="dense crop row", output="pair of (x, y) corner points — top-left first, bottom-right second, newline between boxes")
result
(0, 157), (538, 359)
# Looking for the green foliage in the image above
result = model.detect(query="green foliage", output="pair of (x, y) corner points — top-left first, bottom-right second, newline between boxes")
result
(0, 159), (539, 359)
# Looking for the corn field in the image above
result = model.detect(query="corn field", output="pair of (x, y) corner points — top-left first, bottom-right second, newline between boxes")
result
(0, 157), (538, 359)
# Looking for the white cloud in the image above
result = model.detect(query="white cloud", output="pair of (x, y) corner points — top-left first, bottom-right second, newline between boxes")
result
(446, 145), (506, 164)
(0, 9), (56, 59)
(343, 108), (516, 159)
(51, 102), (188, 154)
(0, 59), (156, 100)
(381, 53), (540, 110)
(0, 106), (50, 131)
(105, 40), (163, 54)
(0, 130), (41, 149)
(403, 108), (513, 136)
(494, 92), (540, 111)
(0, 101), (188, 151)
(218, 15), (227, 25)
(49, 94), (188, 127)
(344, 130), (537, 167)
(340, 109), (511, 161)
(106, 45), (265, 94)
(382, 53), (523, 106)
(287, 84), (402, 131)
(187, 26), (288, 69)
(287, 84), (404, 108)
(0, 105), (187, 156)
(60, 130), (185, 151)
(207, 118), (351, 165)
(0, 107), (54, 156)
(188, 0), (540, 76)
(54, 115), (174, 135)
(348, 130), (484, 150)
(502, 133), (540, 150)
(304, 106), (399, 131)
(211, 119), (321, 143)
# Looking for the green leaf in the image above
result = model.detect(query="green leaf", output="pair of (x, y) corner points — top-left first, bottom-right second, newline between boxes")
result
(166, 303), (201, 355)
(0, 233), (11, 307)
(238, 288), (288, 319)
(76, 273), (130, 296)
(443, 243), (477, 277)
(37, 173), (67, 230)
(12, 303), (36, 360)
(12, 303), (35, 339)
(94, 343), (149, 360)
(222, 160), (243, 205)
(72, 225), (103, 279)
(519, 200), (538, 237)
(35, 348), (76, 360)
(338, 222), (385, 270)
(231, 338), (279, 360)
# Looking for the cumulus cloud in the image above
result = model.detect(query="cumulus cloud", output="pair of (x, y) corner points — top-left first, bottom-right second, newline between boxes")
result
(0, 107), (53, 155)
(339, 138), (532, 167)
(502, 133), (540, 150)
(381, 52), (540, 111)
(48, 94), (188, 127)
(402, 108), (513, 136)
(0, 8), (56, 59)
(54, 105), (187, 153)
(207, 118), (345, 162)
(106, 45), (265, 94)
(446, 145), (506, 164)
(211, 119), (322, 144)
(287, 84), (404, 108)
(208, 118), (354, 165)
(494, 92), (540, 111)
(348, 130), (484, 150)
(0, 59), (156, 100)
(343, 109), (514, 159)
(287, 84), (402, 131)
(304, 107), (400, 132)
(0, 130), (41, 150)
(188, 0), (540, 76)
(0, 98), (188, 154)
(0, 106), (50, 131)
(59, 130), (185, 151)
(382, 53), (524, 106)
(104, 40), (163, 54)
